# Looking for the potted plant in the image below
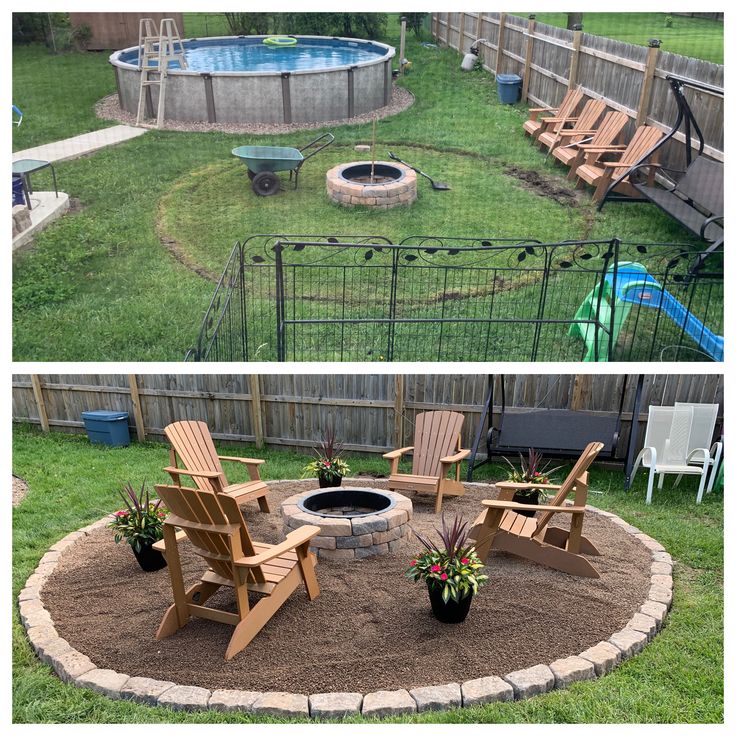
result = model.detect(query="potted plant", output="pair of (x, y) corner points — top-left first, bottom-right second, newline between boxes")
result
(108, 482), (168, 572)
(502, 448), (563, 518)
(301, 427), (351, 488)
(406, 515), (488, 624)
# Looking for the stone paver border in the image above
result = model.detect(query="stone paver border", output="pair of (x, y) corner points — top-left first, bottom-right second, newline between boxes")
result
(18, 481), (672, 719)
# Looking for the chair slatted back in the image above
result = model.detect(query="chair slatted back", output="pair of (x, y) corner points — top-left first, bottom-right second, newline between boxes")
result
(165, 420), (225, 493)
(532, 441), (604, 536)
(562, 98), (607, 141)
(674, 402), (719, 454)
(620, 125), (664, 167)
(155, 484), (258, 582)
(589, 110), (628, 148)
(412, 411), (465, 478)
(557, 87), (585, 120)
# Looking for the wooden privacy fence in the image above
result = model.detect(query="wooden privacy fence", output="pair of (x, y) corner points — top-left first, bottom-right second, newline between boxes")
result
(431, 13), (723, 165)
(13, 374), (722, 461)
(69, 13), (185, 50)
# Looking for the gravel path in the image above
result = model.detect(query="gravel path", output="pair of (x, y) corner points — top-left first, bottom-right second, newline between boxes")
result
(12, 476), (29, 507)
(42, 479), (651, 694)
(95, 85), (414, 136)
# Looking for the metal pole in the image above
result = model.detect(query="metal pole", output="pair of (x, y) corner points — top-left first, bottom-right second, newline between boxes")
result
(624, 374), (645, 490)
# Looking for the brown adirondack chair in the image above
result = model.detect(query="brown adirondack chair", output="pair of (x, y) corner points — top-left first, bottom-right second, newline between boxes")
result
(537, 98), (607, 153)
(523, 87), (584, 140)
(554, 110), (629, 177)
(153, 483), (320, 660)
(164, 420), (270, 513)
(573, 125), (664, 203)
(468, 441), (604, 578)
(384, 411), (469, 513)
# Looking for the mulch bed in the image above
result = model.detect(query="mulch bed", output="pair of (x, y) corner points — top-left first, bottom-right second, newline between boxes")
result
(42, 479), (650, 694)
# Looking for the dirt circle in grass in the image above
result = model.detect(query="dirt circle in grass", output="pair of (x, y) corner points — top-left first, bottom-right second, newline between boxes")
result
(41, 480), (651, 694)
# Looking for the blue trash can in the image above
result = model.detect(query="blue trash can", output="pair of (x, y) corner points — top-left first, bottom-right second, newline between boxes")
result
(81, 410), (130, 447)
(12, 175), (25, 206)
(497, 73), (522, 104)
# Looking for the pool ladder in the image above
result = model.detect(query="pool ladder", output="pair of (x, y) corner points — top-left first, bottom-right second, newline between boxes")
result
(135, 18), (187, 129)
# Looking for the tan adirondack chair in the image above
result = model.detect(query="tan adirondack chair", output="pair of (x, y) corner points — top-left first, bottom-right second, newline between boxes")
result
(153, 483), (320, 660)
(523, 87), (584, 140)
(537, 98), (607, 153)
(164, 420), (270, 513)
(573, 125), (664, 202)
(468, 441), (604, 578)
(384, 411), (469, 513)
(554, 110), (629, 177)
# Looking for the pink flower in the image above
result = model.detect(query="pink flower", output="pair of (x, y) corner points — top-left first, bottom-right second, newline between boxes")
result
(461, 557), (469, 565)
(114, 510), (129, 517)
(324, 461), (331, 467)
(410, 560), (417, 567)
(440, 573), (448, 581)
(431, 564), (442, 573)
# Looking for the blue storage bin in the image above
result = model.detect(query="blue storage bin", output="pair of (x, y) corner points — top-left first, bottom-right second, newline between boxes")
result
(497, 73), (522, 104)
(81, 410), (130, 447)
(12, 175), (25, 206)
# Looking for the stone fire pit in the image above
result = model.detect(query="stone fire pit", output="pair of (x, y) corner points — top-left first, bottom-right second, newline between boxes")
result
(326, 161), (417, 209)
(281, 486), (413, 561)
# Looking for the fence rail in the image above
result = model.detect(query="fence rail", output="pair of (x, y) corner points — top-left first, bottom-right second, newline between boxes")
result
(431, 13), (723, 167)
(187, 235), (722, 363)
(12, 374), (723, 462)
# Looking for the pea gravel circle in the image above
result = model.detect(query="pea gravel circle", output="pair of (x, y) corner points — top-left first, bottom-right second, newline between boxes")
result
(22, 479), (673, 716)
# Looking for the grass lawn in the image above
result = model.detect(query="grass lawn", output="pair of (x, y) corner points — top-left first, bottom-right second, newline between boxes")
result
(12, 18), (720, 361)
(13, 426), (723, 723)
(520, 13), (723, 64)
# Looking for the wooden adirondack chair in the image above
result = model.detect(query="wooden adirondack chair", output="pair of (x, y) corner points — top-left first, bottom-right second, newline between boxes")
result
(384, 411), (469, 513)
(573, 125), (664, 202)
(153, 483), (320, 660)
(468, 441), (604, 578)
(551, 110), (629, 176)
(523, 87), (584, 140)
(536, 98), (607, 153)
(164, 420), (270, 512)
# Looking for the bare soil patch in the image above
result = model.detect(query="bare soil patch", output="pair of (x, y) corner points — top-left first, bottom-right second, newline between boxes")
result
(504, 165), (582, 207)
(12, 475), (29, 507)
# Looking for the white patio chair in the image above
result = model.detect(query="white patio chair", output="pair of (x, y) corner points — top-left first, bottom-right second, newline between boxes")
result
(674, 402), (722, 495)
(631, 405), (710, 505)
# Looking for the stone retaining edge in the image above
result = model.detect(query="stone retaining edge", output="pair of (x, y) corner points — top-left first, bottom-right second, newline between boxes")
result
(19, 483), (672, 719)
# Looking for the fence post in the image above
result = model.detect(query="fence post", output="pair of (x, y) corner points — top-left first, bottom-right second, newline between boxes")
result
(128, 374), (146, 442)
(30, 375), (50, 433)
(399, 16), (407, 73)
(571, 374), (592, 410)
(459, 12), (466, 52)
(433, 13), (440, 44)
(249, 374), (265, 449)
(637, 39), (661, 127)
(495, 13), (507, 75)
(522, 15), (536, 101)
(568, 26), (583, 90)
(394, 374), (405, 448)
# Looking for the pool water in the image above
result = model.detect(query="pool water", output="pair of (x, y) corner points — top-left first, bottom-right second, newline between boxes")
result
(118, 36), (388, 73)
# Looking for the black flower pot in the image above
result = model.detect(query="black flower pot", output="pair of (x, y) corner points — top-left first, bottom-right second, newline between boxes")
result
(512, 488), (542, 518)
(318, 474), (343, 488)
(427, 584), (474, 623)
(132, 543), (167, 572)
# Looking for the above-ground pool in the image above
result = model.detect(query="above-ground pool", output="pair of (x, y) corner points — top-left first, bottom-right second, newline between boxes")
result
(110, 35), (395, 125)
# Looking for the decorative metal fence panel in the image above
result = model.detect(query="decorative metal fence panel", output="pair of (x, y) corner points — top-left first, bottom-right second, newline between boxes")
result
(187, 235), (722, 363)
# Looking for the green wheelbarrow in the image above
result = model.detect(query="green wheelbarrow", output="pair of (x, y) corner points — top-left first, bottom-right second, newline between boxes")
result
(232, 132), (334, 196)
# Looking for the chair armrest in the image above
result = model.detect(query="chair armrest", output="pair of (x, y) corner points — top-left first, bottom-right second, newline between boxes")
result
(235, 525), (321, 567)
(539, 115), (580, 124)
(481, 499), (585, 514)
(528, 106), (558, 113)
(163, 466), (222, 480)
(495, 481), (563, 491)
(152, 529), (187, 551)
(218, 456), (265, 466)
(440, 448), (470, 464)
(577, 144), (627, 151)
(686, 448), (711, 464)
(383, 446), (414, 459)
(557, 129), (597, 136)
(602, 161), (645, 168)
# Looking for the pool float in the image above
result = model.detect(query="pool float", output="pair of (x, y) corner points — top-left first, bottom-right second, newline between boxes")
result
(263, 36), (297, 47)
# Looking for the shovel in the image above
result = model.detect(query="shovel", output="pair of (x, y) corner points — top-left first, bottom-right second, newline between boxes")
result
(388, 152), (451, 190)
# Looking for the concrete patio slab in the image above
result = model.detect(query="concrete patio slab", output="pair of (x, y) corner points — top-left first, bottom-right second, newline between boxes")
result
(12, 192), (70, 252)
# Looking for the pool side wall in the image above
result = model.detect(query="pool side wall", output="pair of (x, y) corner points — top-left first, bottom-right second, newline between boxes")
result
(111, 36), (395, 125)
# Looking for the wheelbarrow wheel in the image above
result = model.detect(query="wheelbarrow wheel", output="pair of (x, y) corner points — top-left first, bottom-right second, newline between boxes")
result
(252, 171), (280, 196)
